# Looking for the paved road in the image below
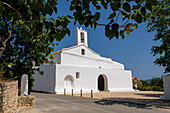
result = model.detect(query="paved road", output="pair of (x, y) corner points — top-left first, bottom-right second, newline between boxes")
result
(31, 92), (170, 113)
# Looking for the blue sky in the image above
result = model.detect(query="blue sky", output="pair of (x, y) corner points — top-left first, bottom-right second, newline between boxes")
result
(52, 1), (165, 80)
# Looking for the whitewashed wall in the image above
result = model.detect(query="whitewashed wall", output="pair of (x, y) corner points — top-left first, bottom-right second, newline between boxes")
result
(33, 64), (56, 93)
(52, 53), (61, 64)
(55, 64), (133, 94)
(162, 75), (170, 100)
(60, 45), (124, 70)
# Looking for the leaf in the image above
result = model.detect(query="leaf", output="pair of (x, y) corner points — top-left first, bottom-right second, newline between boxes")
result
(93, 12), (100, 22)
(40, 71), (44, 75)
(78, 18), (85, 25)
(111, 23), (119, 39)
(53, 6), (57, 13)
(101, 0), (108, 9)
(133, 23), (138, 30)
(126, 27), (134, 35)
(96, 5), (101, 10)
(107, 12), (116, 20)
(140, 7), (146, 16)
(0, 3), (5, 16)
(112, 23), (119, 32)
(110, 3), (121, 11)
(145, 3), (152, 11)
(70, 2), (75, 11)
(119, 10), (127, 16)
(135, 13), (142, 23)
(94, 23), (97, 30)
(126, 23), (133, 27)
(123, 2), (131, 12)
(132, 5), (141, 10)
(108, 19), (114, 25)
(120, 30), (125, 39)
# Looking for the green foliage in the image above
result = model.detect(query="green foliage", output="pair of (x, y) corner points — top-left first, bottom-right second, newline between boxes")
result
(0, 0), (71, 93)
(152, 86), (164, 91)
(150, 77), (163, 88)
(140, 80), (151, 87)
(147, 0), (170, 73)
(137, 86), (145, 91)
(139, 77), (164, 91)
(69, 0), (158, 39)
(144, 86), (153, 91)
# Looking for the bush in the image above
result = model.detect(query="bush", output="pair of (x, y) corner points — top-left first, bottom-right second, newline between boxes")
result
(152, 86), (164, 91)
(140, 80), (151, 87)
(145, 86), (153, 91)
(137, 86), (145, 91)
(150, 77), (163, 88)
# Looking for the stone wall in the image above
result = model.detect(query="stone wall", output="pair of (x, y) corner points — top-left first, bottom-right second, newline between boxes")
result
(18, 95), (35, 107)
(0, 81), (18, 113)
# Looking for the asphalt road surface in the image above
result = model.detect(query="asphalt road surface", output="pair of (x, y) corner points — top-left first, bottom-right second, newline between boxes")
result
(31, 92), (170, 113)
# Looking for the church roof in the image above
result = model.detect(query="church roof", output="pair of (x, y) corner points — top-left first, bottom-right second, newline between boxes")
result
(51, 50), (61, 55)
(50, 44), (100, 56)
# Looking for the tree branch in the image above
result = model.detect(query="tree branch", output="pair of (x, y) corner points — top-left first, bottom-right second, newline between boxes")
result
(95, 22), (110, 27)
(0, 30), (12, 58)
(115, 11), (120, 23)
(0, 1), (32, 23)
(120, 19), (129, 27)
(33, 0), (37, 23)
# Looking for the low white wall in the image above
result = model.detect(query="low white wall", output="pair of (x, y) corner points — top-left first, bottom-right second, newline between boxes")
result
(33, 64), (56, 93)
(162, 75), (170, 100)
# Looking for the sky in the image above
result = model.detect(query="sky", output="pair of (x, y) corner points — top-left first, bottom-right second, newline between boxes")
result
(51, 1), (165, 80)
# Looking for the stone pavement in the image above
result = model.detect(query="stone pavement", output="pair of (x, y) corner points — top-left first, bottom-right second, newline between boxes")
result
(17, 107), (42, 113)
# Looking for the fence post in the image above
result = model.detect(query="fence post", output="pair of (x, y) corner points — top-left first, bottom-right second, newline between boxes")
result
(91, 90), (93, 98)
(72, 89), (73, 96)
(80, 89), (82, 97)
(64, 89), (66, 95)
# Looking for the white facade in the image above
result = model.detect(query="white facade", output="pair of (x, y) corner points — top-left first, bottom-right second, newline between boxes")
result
(33, 27), (133, 94)
(160, 75), (170, 100)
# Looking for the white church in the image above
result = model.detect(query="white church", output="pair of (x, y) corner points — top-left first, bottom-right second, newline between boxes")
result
(33, 27), (133, 94)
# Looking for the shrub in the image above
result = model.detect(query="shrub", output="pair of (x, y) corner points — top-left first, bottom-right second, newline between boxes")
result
(152, 86), (164, 91)
(140, 80), (151, 87)
(145, 86), (153, 91)
(150, 77), (163, 88)
(137, 86), (145, 91)
(132, 77), (142, 90)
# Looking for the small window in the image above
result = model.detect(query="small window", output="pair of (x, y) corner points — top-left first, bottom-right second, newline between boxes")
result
(80, 32), (84, 43)
(81, 49), (85, 55)
(76, 72), (80, 79)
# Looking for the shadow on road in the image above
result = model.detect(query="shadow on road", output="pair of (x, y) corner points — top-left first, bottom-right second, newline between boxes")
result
(94, 98), (170, 109)
(134, 93), (162, 98)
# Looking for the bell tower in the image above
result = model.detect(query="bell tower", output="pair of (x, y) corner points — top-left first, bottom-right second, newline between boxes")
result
(75, 27), (88, 47)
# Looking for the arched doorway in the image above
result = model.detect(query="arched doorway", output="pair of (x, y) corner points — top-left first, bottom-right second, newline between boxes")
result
(64, 75), (74, 89)
(98, 74), (108, 91)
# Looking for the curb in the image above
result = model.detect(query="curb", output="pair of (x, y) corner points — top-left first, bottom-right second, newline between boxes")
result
(17, 106), (42, 113)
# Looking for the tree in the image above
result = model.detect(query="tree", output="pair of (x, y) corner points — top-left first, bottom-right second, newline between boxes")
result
(132, 76), (142, 89)
(150, 77), (163, 88)
(0, 0), (158, 92)
(140, 80), (150, 87)
(0, 0), (71, 92)
(147, 0), (170, 73)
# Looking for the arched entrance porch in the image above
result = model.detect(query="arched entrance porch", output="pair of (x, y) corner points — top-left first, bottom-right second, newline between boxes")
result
(98, 74), (108, 91)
